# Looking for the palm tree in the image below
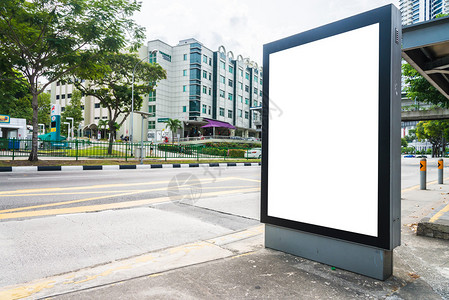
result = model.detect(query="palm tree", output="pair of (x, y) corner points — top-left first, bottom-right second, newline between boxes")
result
(98, 119), (108, 140)
(164, 118), (182, 144)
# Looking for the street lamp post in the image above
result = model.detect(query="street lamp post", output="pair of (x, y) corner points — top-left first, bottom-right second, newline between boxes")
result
(38, 124), (45, 135)
(130, 49), (158, 156)
(63, 122), (70, 141)
(66, 117), (74, 140)
(135, 111), (153, 164)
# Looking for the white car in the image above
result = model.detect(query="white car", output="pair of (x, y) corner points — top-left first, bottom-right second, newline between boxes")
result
(245, 148), (262, 158)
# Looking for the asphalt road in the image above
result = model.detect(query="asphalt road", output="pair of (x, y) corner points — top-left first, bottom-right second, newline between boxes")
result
(0, 166), (261, 287)
(0, 157), (443, 288)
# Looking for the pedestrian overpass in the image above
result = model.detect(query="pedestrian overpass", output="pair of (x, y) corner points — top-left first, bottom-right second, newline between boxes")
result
(401, 16), (449, 122)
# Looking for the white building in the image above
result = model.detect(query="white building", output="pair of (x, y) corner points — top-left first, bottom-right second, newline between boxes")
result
(400, 0), (449, 25)
(0, 117), (28, 139)
(51, 38), (263, 142)
(140, 38), (262, 142)
(50, 80), (110, 138)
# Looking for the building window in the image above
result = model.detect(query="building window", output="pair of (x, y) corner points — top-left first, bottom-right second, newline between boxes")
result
(102, 116), (108, 119)
(239, 68), (243, 77)
(239, 82), (243, 90)
(203, 54), (207, 63)
(245, 111), (249, 119)
(183, 85), (187, 92)
(202, 104), (207, 114)
(203, 70), (207, 79)
(61, 107), (65, 112)
(183, 69), (187, 76)
(228, 79), (233, 87)
(209, 72), (211, 80)
(260, 90), (262, 97)
(208, 106), (211, 115)
(254, 87), (258, 94)
(149, 90), (156, 102)
(238, 109), (242, 118)
(56, 95), (60, 100)
(208, 87), (211, 95)
(219, 107), (225, 116)
(149, 52), (157, 64)
(245, 98), (249, 105)
(81, 105), (84, 110)
(219, 90), (225, 98)
(149, 105), (156, 117)
(228, 93), (233, 101)
(183, 54), (187, 60)
(229, 65), (234, 74)
(183, 106), (187, 112)
(94, 117), (100, 120)
(239, 95), (243, 103)
(245, 72), (250, 80)
(148, 121), (155, 129)
(56, 81), (60, 86)
(203, 85), (207, 94)
(245, 85), (249, 92)
(254, 75), (258, 82)
(209, 58), (212, 65)
(220, 60), (226, 70)
(228, 110), (233, 118)
(254, 100), (258, 107)
(67, 93), (72, 98)
(260, 78), (262, 85)
(220, 75), (225, 84)
(95, 103), (100, 108)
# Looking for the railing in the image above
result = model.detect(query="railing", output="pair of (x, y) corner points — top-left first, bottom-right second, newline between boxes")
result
(0, 138), (261, 161)
(177, 135), (261, 143)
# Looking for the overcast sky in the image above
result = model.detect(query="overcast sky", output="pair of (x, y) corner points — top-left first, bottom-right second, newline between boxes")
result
(134, 0), (400, 63)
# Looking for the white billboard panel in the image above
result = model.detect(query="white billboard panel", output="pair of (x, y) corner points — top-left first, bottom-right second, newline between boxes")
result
(268, 24), (379, 237)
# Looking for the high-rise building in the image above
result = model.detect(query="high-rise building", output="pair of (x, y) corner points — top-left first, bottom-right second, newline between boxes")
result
(50, 38), (263, 141)
(140, 38), (262, 141)
(400, 0), (449, 25)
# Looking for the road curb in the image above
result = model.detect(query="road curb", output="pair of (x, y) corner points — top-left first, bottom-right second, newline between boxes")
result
(0, 162), (261, 173)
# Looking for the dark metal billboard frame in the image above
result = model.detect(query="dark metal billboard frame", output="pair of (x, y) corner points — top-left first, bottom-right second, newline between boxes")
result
(261, 4), (401, 251)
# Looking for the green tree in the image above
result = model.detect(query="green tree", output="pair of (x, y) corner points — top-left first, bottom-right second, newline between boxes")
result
(415, 120), (449, 157)
(405, 128), (416, 143)
(61, 90), (83, 138)
(164, 118), (182, 144)
(37, 92), (51, 131)
(73, 52), (166, 153)
(98, 119), (108, 140)
(0, 0), (145, 161)
(401, 138), (408, 148)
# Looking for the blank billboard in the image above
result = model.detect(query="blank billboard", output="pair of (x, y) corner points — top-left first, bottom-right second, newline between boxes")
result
(261, 5), (401, 250)
(268, 23), (379, 237)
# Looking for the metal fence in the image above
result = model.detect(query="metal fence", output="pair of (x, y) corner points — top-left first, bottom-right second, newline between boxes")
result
(0, 138), (261, 161)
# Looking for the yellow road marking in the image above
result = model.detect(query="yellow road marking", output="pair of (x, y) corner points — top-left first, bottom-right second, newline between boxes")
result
(0, 178), (243, 214)
(0, 192), (142, 214)
(0, 280), (55, 300)
(0, 187), (260, 220)
(0, 185), (257, 198)
(233, 177), (261, 183)
(429, 203), (449, 223)
(0, 190), (145, 197)
(0, 177), (239, 196)
(401, 176), (449, 193)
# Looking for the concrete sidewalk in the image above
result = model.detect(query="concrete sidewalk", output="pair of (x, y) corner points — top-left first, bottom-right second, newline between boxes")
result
(1, 182), (449, 299)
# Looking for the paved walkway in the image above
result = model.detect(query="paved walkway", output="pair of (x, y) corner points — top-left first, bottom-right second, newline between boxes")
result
(1, 176), (448, 299)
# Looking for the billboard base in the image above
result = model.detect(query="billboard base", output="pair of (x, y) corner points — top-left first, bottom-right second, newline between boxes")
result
(265, 224), (392, 280)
